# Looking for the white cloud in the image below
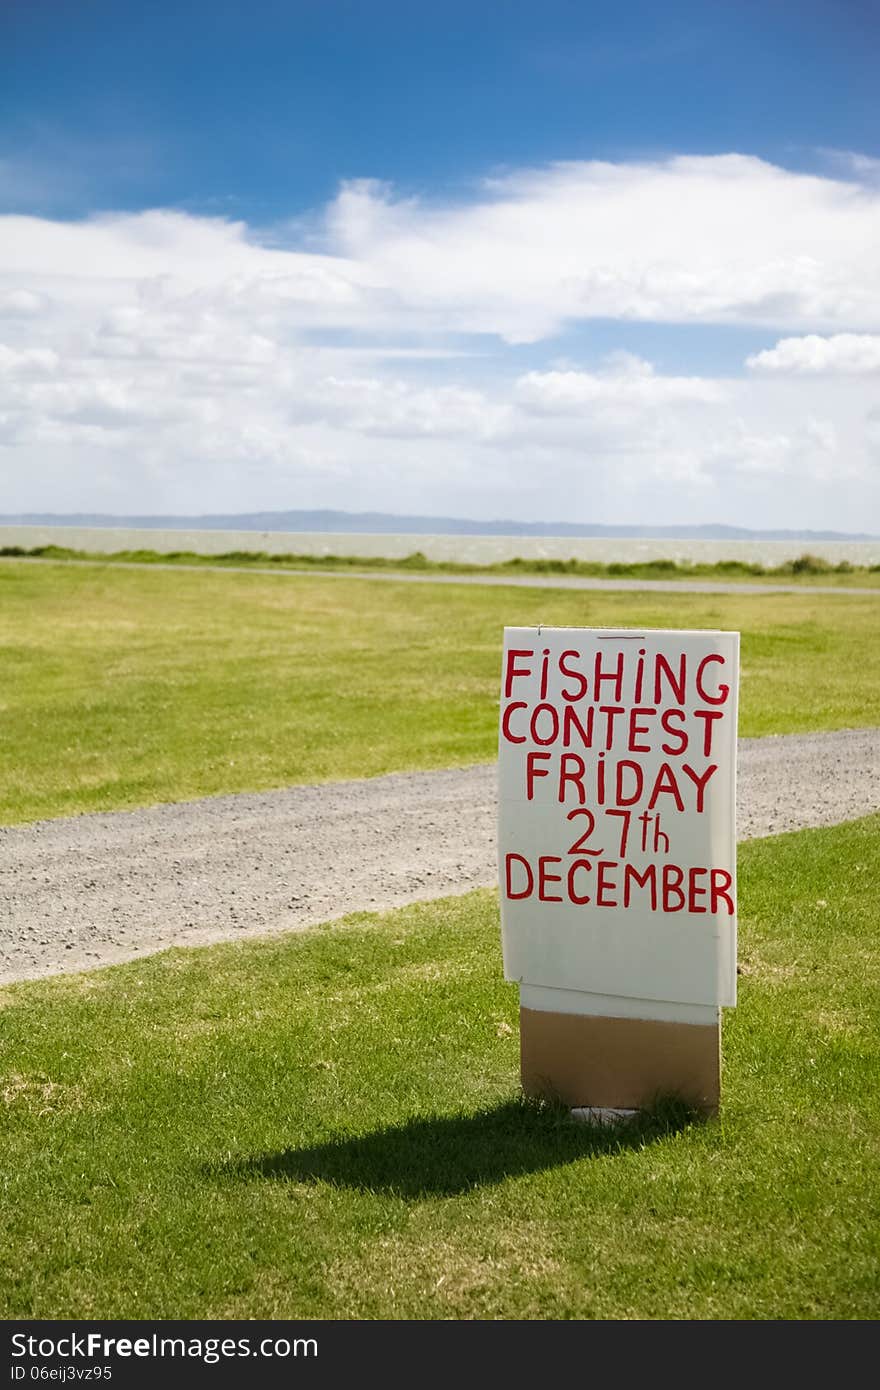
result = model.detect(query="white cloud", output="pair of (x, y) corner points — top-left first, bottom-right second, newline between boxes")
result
(1, 153), (880, 528)
(0, 288), (45, 317)
(516, 354), (726, 412)
(0, 344), (59, 375)
(299, 376), (505, 439)
(746, 333), (880, 375)
(324, 155), (880, 340)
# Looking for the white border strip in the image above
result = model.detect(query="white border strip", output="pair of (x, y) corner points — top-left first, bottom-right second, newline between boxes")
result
(520, 983), (719, 1026)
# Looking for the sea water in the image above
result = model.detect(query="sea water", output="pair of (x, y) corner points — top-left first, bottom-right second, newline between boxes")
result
(1, 525), (878, 568)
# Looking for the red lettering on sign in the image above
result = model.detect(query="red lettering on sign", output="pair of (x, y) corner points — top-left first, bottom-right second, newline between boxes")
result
(505, 853), (533, 900)
(688, 867), (708, 913)
(567, 858), (592, 904)
(559, 650), (588, 701)
(500, 701), (527, 744)
(710, 868), (735, 914)
(660, 707), (688, 755)
(599, 704), (625, 749)
(681, 762), (718, 812)
(566, 807), (602, 854)
(627, 706), (657, 753)
(653, 652), (686, 705)
(503, 852), (733, 913)
(662, 864), (686, 911)
(692, 709), (724, 757)
(504, 649), (534, 698)
(562, 703), (595, 748)
(648, 763), (685, 813)
(594, 649), (624, 701)
(529, 703), (559, 745)
(538, 856), (564, 902)
(695, 654), (729, 705)
(559, 753), (587, 805)
(596, 860), (618, 907)
(623, 862), (658, 909)
(615, 760), (644, 806)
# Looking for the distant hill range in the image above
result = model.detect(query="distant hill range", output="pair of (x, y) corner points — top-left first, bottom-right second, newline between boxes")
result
(0, 510), (875, 542)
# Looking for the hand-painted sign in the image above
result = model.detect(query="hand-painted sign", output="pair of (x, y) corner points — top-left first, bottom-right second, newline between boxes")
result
(498, 627), (739, 1009)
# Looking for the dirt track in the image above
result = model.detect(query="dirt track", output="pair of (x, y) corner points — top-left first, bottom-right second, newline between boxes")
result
(5, 554), (879, 596)
(1, 727), (877, 985)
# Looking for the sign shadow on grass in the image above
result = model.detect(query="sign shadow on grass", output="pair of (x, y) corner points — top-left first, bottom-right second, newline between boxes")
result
(211, 1096), (697, 1198)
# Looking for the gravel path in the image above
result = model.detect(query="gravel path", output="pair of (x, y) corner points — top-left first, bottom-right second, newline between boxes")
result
(136, 563), (880, 596)
(1, 728), (877, 986)
(6, 555), (879, 597)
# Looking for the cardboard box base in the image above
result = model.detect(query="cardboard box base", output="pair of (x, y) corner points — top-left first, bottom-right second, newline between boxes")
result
(520, 1006), (720, 1114)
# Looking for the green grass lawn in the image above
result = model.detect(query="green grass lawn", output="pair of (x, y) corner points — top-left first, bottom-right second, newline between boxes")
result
(1, 814), (877, 1320)
(0, 560), (878, 825)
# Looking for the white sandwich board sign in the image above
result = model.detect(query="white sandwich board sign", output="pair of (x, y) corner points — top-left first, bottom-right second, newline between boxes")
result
(498, 626), (739, 1109)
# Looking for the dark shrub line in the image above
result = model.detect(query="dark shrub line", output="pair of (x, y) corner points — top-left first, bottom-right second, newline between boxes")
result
(1, 543), (876, 578)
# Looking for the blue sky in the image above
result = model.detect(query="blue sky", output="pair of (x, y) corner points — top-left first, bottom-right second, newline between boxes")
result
(1, 1), (879, 529)
(3, 0), (877, 219)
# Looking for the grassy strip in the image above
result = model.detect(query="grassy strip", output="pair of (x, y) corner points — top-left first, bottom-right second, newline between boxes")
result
(1, 815), (877, 1319)
(3, 541), (880, 585)
(1, 561), (878, 824)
